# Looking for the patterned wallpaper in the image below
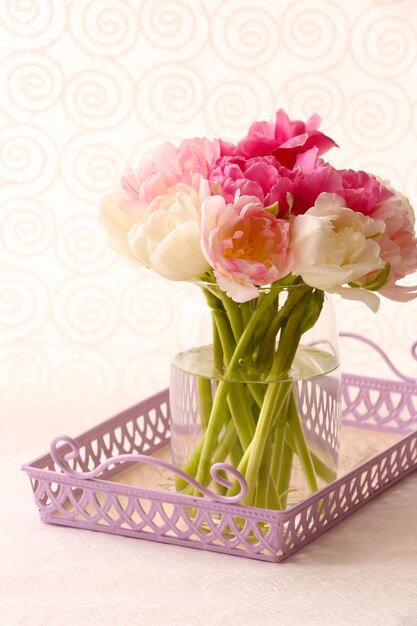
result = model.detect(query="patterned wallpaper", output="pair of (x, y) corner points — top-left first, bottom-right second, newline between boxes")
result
(1, 0), (417, 425)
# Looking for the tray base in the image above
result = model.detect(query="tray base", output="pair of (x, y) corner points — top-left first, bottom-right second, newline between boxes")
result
(107, 424), (403, 501)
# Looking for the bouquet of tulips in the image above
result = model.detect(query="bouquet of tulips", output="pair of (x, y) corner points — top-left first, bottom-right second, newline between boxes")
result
(102, 109), (417, 509)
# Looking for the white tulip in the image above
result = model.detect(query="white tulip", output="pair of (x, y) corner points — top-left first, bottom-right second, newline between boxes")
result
(292, 192), (387, 311)
(99, 183), (136, 259)
(127, 181), (210, 281)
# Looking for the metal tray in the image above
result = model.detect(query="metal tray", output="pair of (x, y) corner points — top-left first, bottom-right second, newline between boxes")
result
(22, 334), (417, 562)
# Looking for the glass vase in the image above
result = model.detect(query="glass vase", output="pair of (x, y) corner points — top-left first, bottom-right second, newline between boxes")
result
(169, 280), (341, 510)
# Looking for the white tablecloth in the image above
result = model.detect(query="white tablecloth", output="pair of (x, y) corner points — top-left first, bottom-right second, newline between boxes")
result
(2, 405), (417, 626)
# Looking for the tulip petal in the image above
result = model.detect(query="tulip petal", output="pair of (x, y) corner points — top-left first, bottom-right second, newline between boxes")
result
(150, 221), (210, 281)
(329, 286), (381, 313)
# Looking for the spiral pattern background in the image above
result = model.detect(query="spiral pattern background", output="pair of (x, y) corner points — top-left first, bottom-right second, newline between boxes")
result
(51, 348), (119, 403)
(64, 63), (134, 130)
(283, 75), (344, 130)
(0, 270), (49, 340)
(0, 125), (58, 193)
(1, 0), (416, 415)
(352, 8), (417, 77)
(139, 0), (209, 59)
(53, 279), (119, 344)
(342, 84), (410, 150)
(0, 344), (51, 393)
(204, 74), (275, 137)
(55, 216), (117, 274)
(212, 2), (279, 69)
(0, 0), (66, 46)
(61, 133), (126, 202)
(136, 64), (205, 134)
(0, 52), (63, 118)
(69, 0), (138, 57)
(281, 0), (348, 69)
(1, 198), (55, 259)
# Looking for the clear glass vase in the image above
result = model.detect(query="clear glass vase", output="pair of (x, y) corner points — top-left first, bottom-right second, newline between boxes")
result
(170, 280), (341, 510)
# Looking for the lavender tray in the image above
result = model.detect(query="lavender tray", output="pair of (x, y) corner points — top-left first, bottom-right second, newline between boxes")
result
(23, 335), (417, 563)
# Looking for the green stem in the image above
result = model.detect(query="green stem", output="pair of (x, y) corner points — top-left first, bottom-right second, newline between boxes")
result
(210, 310), (235, 364)
(229, 433), (243, 470)
(175, 437), (205, 492)
(178, 407), (242, 497)
(247, 382), (264, 408)
(256, 286), (310, 370)
(194, 381), (230, 490)
(277, 442), (294, 509)
(310, 452), (337, 484)
(227, 385), (255, 450)
(212, 320), (223, 374)
(225, 442), (252, 497)
(242, 381), (292, 504)
(216, 291), (244, 341)
(266, 477), (283, 510)
(193, 291), (276, 486)
(225, 289), (280, 377)
(196, 377), (212, 431)
(256, 439), (282, 510)
(285, 426), (337, 483)
(255, 439), (272, 509)
(241, 289), (324, 504)
(180, 284), (330, 514)
(240, 301), (252, 327)
(202, 303), (254, 453)
(287, 386), (319, 494)
(269, 395), (290, 480)
(211, 420), (237, 464)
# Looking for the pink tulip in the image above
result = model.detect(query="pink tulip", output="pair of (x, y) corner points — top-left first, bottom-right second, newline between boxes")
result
(371, 191), (417, 301)
(221, 109), (337, 169)
(209, 148), (341, 217)
(335, 169), (394, 216)
(209, 154), (283, 205)
(272, 150), (342, 216)
(120, 137), (220, 219)
(201, 195), (293, 302)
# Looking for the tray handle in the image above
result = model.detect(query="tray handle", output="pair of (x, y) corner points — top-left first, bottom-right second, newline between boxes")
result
(340, 332), (417, 384)
(50, 435), (248, 505)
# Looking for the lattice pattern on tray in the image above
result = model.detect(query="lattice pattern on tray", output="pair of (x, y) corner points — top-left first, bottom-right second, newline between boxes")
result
(23, 335), (417, 562)
(299, 377), (341, 458)
(25, 416), (417, 562)
(29, 391), (170, 477)
(341, 376), (417, 433)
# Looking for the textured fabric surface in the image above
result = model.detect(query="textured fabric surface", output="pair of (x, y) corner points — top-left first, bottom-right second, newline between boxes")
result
(2, 412), (417, 626)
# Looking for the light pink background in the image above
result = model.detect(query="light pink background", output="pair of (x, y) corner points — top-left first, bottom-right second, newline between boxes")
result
(1, 0), (417, 437)
(1, 3), (417, 625)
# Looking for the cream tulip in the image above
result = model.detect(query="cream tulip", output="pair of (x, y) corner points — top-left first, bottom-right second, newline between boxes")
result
(127, 181), (210, 281)
(291, 192), (387, 311)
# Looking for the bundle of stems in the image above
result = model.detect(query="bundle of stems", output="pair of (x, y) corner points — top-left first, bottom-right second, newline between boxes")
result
(175, 276), (337, 510)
